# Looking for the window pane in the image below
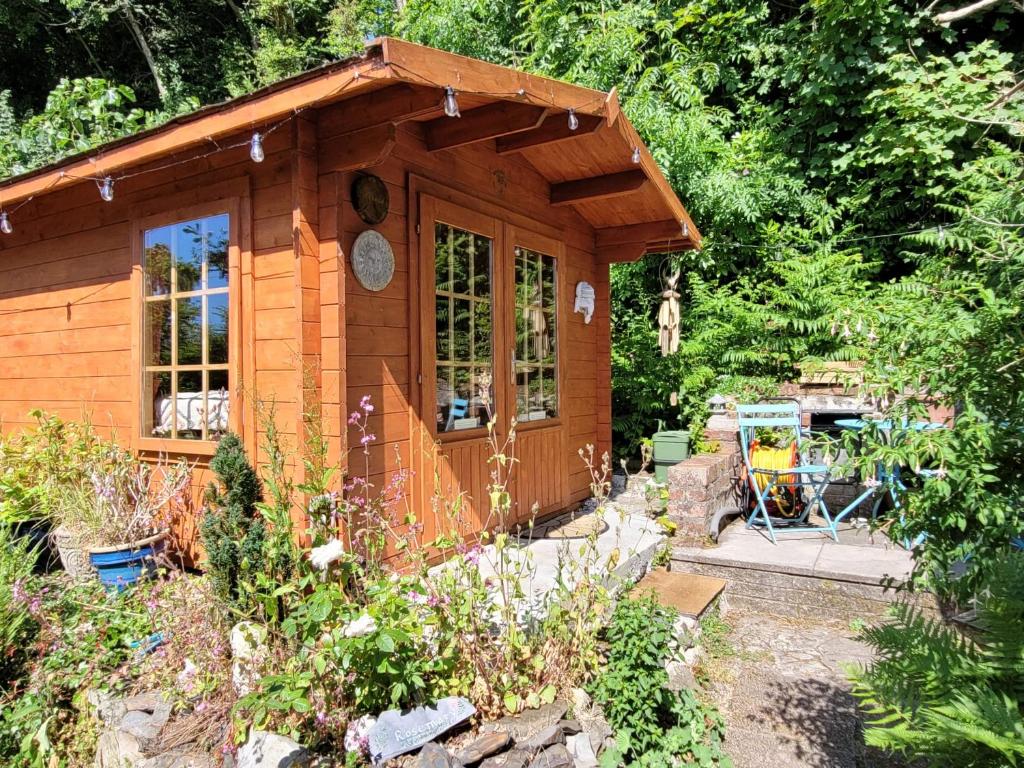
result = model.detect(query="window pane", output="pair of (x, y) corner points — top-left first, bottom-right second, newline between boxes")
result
(207, 293), (229, 365)
(435, 223), (493, 433)
(141, 212), (231, 442)
(144, 301), (171, 366)
(435, 297), (450, 361)
(452, 298), (471, 362)
(174, 220), (204, 293)
(436, 366), (453, 431)
(145, 372), (172, 437)
(207, 369), (230, 439)
(434, 223), (450, 290)
(473, 300), (491, 362)
(472, 237), (490, 298)
(143, 226), (173, 296)
(177, 297), (202, 365)
(451, 230), (470, 296)
(514, 248), (558, 421)
(206, 214), (230, 290)
(175, 371), (204, 440)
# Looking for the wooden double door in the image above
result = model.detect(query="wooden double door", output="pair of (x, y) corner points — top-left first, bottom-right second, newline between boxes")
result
(415, 193), (569, 538)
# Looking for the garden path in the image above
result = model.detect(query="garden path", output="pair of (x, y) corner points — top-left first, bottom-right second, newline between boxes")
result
(708, 611), (906, 768)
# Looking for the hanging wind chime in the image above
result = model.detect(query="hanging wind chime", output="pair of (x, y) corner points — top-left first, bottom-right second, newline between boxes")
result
(658, 264), (681, 357)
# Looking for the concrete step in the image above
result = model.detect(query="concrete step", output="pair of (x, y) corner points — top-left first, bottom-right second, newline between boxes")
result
(670, 526), (939, 623)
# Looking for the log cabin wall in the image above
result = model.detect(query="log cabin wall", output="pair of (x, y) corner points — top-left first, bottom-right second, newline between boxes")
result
(0, 125), (314, 560)
(0, 94), (614, 559)
(318, 100), (611, 541)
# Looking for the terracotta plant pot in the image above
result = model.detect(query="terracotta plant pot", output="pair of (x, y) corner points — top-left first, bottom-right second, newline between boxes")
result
(52, 524), (94, 579)
(87, 530), (168, 590)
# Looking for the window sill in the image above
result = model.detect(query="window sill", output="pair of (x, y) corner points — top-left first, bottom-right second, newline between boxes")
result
(136, 437), (221, 457)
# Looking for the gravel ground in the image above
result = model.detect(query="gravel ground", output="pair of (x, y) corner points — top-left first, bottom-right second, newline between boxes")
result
(704, 610), (907, 768)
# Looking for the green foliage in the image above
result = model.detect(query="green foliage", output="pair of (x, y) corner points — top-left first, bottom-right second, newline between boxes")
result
(589, 595), (730, 766)
(0, 77), (165, 177)
(0, 525), (39, 687)
(0, 578), (152, 768)
(850, 552), (1024, 766)
(236, 573), (451, 745)
(202, 432), (267, 610)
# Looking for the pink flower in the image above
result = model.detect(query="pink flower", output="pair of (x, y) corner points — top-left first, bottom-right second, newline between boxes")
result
(360, 433), (376, 445)
(360, 395), (374, 413)
(348, 411), (361, 425)
(465, 545), (483, 566)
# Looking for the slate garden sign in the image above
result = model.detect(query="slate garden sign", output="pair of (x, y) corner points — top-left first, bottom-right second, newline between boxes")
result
(367, 696), (476, 762)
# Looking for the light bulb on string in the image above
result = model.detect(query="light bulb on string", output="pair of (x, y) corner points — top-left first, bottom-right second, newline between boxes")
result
(98, 176), (115, 202)
(938, 225), (945, 244)
(681, 221), (690, 239)
(0, 212), (11, 235)
(250, 132), (265, 163)
(443, 86), (461, 118)
(567, 109), (579, 131)
(631, 147), (641, 164)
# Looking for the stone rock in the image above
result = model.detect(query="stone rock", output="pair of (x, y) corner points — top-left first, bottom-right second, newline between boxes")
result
(480, 701), (569, 742)
(88, 689), (127, 726)
(236, 730), (309, 768)
(568, 689), (591, 716)
(231, 622), (268, 698)
(583, 714), (613, 756)
(665, 660), (697, 692)
(683, 647), (700, 666)
(480, 749), (531, 768)
(527, 744), (573, 768)
(416, 743), (454, 768)
(673, 615), (699, 649)
(119, 695), (172, 749)
(137, 751), (217, 768)
(557, 719), (581, 735)
(566, 734), (598, 768)
(567, 689), (612, 755)
(95, 728), (142, 768)
(516, 725), (564, 753)
(456, 731), (511, 765)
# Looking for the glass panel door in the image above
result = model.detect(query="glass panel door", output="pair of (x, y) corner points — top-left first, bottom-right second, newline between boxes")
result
(433, 221), (494, 433)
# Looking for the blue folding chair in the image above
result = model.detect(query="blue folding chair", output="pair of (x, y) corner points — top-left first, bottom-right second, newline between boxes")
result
(737, 402), (843, 542)
(445, 397), (469, 431)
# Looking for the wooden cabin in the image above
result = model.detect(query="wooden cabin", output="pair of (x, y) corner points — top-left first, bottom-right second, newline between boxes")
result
(0, 39), (699, 557)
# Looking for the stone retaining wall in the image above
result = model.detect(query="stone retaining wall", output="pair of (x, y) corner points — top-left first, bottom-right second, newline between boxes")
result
(666, 413), (743, 546)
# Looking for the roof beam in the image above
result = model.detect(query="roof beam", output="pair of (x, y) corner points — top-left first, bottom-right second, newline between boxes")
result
(595, 219), (696, 262)
(317, 83), (442, 138)
(496, 112), (604, 154)
(423, 102), (547, 152)
(550, 169), (647, 207)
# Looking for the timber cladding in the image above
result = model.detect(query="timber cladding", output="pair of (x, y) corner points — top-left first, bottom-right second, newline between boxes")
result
(0, 104), (610, 560)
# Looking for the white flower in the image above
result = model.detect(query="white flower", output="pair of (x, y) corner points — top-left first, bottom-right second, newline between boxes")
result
(310, 538), (344, 570)
(342, 613), (377, 638)
(344, 714), (376, 755)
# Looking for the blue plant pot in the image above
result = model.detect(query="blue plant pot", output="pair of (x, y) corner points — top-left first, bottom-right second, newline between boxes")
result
(88, 532), (166, 590)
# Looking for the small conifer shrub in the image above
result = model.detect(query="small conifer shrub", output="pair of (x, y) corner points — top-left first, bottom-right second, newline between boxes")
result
(201, 433), (265, 607)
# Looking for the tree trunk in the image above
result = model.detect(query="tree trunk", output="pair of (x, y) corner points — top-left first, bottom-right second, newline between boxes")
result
(120, 0), (168, 101)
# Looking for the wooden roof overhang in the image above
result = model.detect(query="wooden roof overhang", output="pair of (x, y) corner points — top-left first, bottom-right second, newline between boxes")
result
(0, 37), (699, 259)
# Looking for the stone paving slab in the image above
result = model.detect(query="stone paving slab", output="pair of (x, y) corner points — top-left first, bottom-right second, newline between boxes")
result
(710, 611), (906, 768)
(675, 522), (915, 586)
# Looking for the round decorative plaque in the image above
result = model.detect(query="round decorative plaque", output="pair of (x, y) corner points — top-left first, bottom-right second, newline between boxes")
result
(351, 174), (389, 225)
(351, 230), (395, 292)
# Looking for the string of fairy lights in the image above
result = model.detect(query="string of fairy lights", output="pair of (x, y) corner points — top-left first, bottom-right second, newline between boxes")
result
(0, 61), (652, 237)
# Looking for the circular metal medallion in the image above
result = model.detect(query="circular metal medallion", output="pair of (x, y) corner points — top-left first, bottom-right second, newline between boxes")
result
(351, 229), (395, 292)
(351, 174), (389, 225)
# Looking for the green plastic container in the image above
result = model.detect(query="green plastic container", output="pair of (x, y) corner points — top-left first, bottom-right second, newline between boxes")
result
(652, 430), (691, 483)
